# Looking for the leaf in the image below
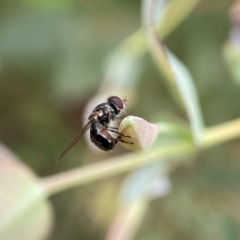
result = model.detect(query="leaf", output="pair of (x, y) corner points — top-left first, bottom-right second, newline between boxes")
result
(105, 163), (171, 240)
(99, 30), (146, 98)
(120, 163), (171, 203)
(0, 143), (53, 240)
(157, 0), (200, 38)
(143, 0), (204, 144)
(142, 0), (200, 39)
(149, 40), (204, 144)
(165, 49), (204, 144)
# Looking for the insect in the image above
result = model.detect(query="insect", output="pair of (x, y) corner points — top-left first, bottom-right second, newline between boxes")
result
(57, 96), (132, 161)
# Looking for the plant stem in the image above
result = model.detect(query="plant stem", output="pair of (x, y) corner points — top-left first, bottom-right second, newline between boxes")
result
(201, 118), (240, 148)
(41, 142), (193, 196)
(41, 118), (240, 196)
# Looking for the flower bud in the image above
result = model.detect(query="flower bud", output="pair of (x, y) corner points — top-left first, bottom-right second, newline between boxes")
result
(119, 116), (160, 150)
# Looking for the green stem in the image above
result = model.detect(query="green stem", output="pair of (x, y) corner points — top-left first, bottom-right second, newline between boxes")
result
(201, 118), (240, 148)
(41, 118), (240, 196)
(41, 142), (192, 196)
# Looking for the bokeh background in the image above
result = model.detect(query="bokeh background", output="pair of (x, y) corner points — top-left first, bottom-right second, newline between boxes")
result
(1, 0), (240, 240)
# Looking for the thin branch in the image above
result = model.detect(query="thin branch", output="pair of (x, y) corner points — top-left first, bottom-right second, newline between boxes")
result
(201, 118), (240, 148)
(40, 117), (240, 196)
(41, 142), (193, 196)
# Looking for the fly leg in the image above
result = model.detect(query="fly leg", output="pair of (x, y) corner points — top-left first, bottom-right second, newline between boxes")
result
(108, 129), (132, 139)
(114, 133), (134, 145)
(108, 126), (119, 130)
(119, 138), (134, 145)
(108, 127), (133, 144)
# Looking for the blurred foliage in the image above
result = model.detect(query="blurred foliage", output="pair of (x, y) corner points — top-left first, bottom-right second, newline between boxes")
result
(1, 0), (240, 240)
(0, 144), (53, 240)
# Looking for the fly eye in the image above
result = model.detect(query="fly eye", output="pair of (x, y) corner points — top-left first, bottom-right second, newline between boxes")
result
(107, 96), (124, 110)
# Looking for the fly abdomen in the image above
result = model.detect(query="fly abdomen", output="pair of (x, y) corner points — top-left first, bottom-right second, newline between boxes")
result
(90, 119), (116, 151)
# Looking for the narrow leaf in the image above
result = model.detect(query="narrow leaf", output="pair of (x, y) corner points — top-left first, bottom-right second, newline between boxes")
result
(157, 0), (200, 38)
(166, 49), (204, 144)
(143, 0), (204, 144)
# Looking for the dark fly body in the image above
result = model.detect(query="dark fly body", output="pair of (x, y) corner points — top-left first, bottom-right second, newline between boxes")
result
(57, 96), (132, 161)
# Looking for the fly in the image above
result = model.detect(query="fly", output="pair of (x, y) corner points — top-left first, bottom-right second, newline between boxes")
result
(57, 96), (132, 161)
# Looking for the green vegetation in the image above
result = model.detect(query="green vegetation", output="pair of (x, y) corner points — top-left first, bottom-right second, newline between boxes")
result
(0, 1), (239, 240)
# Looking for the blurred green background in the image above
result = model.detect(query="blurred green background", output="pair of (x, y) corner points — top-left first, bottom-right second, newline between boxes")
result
(1, 0), (240, 240)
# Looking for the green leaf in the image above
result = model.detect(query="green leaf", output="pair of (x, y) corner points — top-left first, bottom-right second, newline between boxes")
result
(120, 163), (171, 203)
(142, 0), (200, 38)
(152, 121), (192, 147)
(0, 143), (53, 240)
(146, 33), (204, 143)
(99, 30), (147, 98)
(143, 0), (204, 144)
(157, 0), (200, 38)
(165, 49), (204, 144)
(105, 162), (171, 240)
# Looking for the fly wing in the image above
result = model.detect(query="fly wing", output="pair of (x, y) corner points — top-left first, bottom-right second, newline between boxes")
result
(57, 119), (92, 161)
